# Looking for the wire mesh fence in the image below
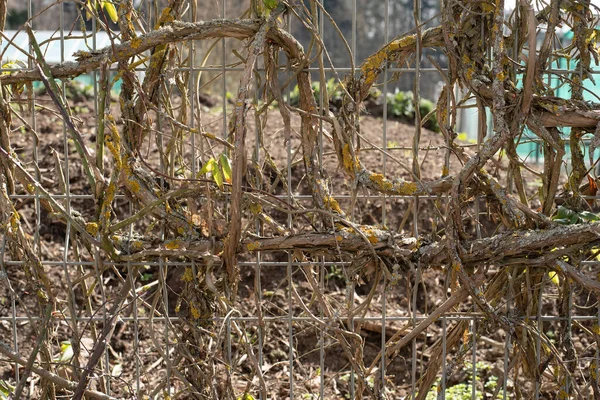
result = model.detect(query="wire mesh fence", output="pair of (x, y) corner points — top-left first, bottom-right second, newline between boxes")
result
(1, 0), (600, 399)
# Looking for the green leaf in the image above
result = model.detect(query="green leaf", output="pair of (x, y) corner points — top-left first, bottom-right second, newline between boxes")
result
(554, 205), (572, 220)
(213, 166), (224, 190)
(101, 1), (119, 23)
(56, 340), (74, 363)
(85, 0), (96, 20)
(111, 363), (123, 377)
(198, 158), (216, 176)
(219, 153), (232, 184)
(263, 0), (278, 11)
(578, 211), (600, 222)
(569, 213), (580, 225)
(553, 206), (580, 224)
(0, 379), (14, 398)
(1, 60), (27, 76)
(548, 271), (560, 286)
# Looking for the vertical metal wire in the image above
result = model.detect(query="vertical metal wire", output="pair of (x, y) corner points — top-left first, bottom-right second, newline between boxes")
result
(319, 256), (325, 400)
(317, 3), (326, 399)
(286, 9), (294, 395)
(221, 0), (234, 389)
(471, 318), (477, 399)
(128, 229), (141, 395)
(222, 0), (228, 142)
(1, 237), (19, 385)
(286, 115), (294, 400)
(382, 0), (389, 227)
(0, 1), (19, 386)
(440, 315), (447, 399)
(28, 1), (45, 393)
(535, 277), (545, 399)
(58, 4), (86, 396)
(411, 1), (423, 397)
(28, 0), (40, 296)
(441, 15), (454, 397)
(254, 125), (265, 397)
(155, 80), (172, 396)
(86, 9), (112, 395)
(503, 269), (513, 400)
(565, 284), (573, 395)
(349, 0), (358, 395)
(597, 287), (600, 399)
(380, 3), (390, 396)
(187, 1), (197, 396)
(252, 23), (264, 399)
(410, 266), (420, 400)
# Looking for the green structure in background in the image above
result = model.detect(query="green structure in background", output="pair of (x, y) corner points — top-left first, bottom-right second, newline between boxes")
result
(1, 30), (129, 94)
(510, 29), (600, 164)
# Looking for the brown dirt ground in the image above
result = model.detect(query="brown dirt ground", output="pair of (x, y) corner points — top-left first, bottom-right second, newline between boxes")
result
(1, 92), (591, 399)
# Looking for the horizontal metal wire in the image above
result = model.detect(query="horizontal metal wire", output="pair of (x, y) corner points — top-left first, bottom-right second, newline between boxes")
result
(0, 314), (593, 323)
(1, 66), (598, 75)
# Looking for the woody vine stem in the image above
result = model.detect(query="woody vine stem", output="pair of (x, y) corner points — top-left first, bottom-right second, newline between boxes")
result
(1, 0), (600, 398)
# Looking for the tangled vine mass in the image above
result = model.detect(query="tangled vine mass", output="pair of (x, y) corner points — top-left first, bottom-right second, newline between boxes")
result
(2, 0), (600, 398)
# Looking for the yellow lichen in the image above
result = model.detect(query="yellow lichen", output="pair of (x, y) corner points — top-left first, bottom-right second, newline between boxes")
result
(127, 178), (141, 193)
(465, 67), (475, 81)
(362, 228), (378, 244)
(441, 165), (449, 177)
(342, 144), (360, 173)
(361, 35), (416, 87)
(336, 235), (343, 242)
(247, 241), (261, 251)
(9, 212), (19, 231)
(130, 37), (142, 49)
(190, 306), (200, 320)
(164, 240), (182, 250)
(369, 173), (393, 191)
(557, 390), (569, 400)
(249, 202), (263, 215)
(181, 267), (194, 282)
(481, 2), (495, 12)
(86, 222), (99, 236)
(324, 195), (344, 214)
(155, 7), (173, 29)
(398, 181), (418, 195)
(99, 181), (117, 229)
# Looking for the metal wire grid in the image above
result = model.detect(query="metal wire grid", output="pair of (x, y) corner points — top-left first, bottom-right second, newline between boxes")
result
(0, 0), (599, 399)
